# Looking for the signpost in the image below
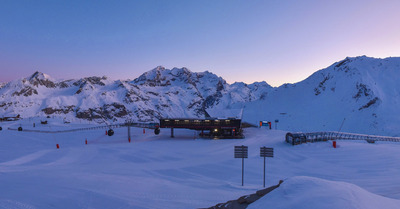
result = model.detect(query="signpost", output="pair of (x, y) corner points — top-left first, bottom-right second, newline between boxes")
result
(260, 147), (274, 187)
(234, 145), (248, 186)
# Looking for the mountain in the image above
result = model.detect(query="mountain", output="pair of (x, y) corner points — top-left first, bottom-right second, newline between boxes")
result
(1, 56), (399, 136)
(0, 67), (272, 123)
(242, 56), (400, 136)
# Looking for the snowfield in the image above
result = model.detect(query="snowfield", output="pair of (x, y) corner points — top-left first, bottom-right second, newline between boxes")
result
(1, 119), (400, 209)
(248, 176), (400, 209)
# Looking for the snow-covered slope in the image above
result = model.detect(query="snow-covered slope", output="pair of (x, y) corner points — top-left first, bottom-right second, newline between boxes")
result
(248, 176), (400, 209)
(242, 56), (400, 136)
(1, 56), (400, 136)
(1, 122), (400, 209)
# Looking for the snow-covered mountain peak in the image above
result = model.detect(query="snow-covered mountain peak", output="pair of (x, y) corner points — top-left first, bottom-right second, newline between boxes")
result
(28, 71), (51, 81)
(132, 66), (226, 88)
(232, 81), (272, 89)
(73, 76), (108, 87)
(170, 67), (191, 77)
(239, 56), (400, 136)
(330, 56), (400, 74)
(23, 71), (56, 88)
(153, 65), (166, 71)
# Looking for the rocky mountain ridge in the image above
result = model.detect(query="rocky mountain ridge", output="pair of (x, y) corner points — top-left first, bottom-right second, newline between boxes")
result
(1, 56), (400, 136)
(0, 66), (272, 123)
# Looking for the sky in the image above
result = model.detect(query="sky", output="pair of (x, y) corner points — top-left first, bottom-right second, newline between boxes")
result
(1, 0), (400, 87)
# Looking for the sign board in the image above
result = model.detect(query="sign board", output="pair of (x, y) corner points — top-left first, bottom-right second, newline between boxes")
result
(260, 147), (274, 158)
(234, 145), (248, 186)
(234, 146), (248, 158)
(260, 146), (274, 187)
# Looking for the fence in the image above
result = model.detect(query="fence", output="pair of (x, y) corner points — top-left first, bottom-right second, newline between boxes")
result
(7, 122), (159, 134)
(285, 131), (400, 145)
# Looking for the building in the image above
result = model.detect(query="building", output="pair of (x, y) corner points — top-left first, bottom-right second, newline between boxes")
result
(159, 118), (243, 138)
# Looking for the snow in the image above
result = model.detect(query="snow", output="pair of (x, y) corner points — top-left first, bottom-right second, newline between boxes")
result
(240, 56), (400, 136)
(2, 56), (400, 208)
(1, 119), (400, 208)
(248, 176), (400, 209)
(2, 56), (400, 136)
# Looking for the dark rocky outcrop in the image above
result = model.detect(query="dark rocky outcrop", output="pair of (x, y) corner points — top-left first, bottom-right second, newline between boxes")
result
(12, 86), (38, 96)
(42, 106), (76, 115)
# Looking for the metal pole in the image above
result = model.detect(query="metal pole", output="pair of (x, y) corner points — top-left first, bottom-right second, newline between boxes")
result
(338, 118), (346, 133)
(242, 157), (244, 186)
(263, 156), (266, 187)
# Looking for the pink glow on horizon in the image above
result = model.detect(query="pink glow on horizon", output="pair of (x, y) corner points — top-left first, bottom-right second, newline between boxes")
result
(1, 0), (400, 87)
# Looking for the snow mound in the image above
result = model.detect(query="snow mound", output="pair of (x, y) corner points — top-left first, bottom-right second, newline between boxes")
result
(248, 176), (400, 209)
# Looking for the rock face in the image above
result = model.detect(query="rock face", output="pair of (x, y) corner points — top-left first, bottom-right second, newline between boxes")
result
(1, 56), (400, 136)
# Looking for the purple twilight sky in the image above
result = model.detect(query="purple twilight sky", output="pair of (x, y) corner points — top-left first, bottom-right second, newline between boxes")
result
(1, 0), (400, 87)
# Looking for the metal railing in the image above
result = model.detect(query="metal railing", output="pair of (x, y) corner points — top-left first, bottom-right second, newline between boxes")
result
(7, 122), (159, 134)
(285, 131), (400, 145)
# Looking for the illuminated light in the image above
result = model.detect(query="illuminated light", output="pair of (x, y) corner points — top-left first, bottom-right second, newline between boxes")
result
(175, 120), (179, 122)
(165, 120), (170, 122)
(214, 129), (218, 132)
(184, 120), (189, 122)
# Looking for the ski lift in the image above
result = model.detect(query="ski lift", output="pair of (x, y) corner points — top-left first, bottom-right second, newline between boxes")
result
(107, 129), (114, 136)
(154, 127), (160, 135)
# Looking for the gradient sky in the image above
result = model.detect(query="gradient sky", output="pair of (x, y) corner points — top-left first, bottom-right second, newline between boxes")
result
(1, 0), (400, 87)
